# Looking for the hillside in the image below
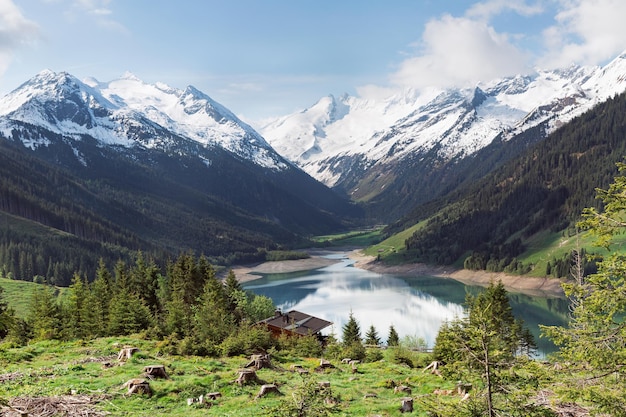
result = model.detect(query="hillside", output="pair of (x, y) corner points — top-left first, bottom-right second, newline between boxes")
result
(0, 72), (362, 283)
(377, 91), (626, 274)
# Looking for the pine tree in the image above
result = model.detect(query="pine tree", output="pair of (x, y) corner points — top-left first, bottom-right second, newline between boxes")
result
(342, 311), (361, 345)
(364, 324), (381, 346)
(129, 252), (160, 313)
(28, 286), (61, 340)
(0, 285), (14, 339)
(192, 279), (236, 353)
(387, 325), (399, 347)
(107, 290), (153, 336)
(90, 260), (112, 337)
(64, 273), (88, 340)
(543, 163), (626, 415)
(433, 281), (536, 417)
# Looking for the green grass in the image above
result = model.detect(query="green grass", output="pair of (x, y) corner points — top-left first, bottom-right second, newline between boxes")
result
(0, 337), (459, 416)
(0, 277), (68, 318)
(313, 227), (385, 247)
(362, 222), (424, 265)
(517, 229), (626, 277)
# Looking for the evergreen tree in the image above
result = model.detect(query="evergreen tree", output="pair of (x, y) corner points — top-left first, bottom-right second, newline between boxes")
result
(387, 325), (399, 347)
(107, 291), (153, 336)
(63, 273), (88, 340)
(432, 281), (537, 417)
(90, 260), (112, 337)
(342, 311), (361, 345)
(364, 324), (381, 346)
(28, 286), (61, 340)
(128, 252), (160, 313)
(192, 278), (236, 354)
(223, 269), (246, 323)
(0, 285), (14, 339)
(543, 162), (626, 415)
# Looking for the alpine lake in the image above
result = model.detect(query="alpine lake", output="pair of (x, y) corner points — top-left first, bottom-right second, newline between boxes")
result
(243, 252), (569, 356)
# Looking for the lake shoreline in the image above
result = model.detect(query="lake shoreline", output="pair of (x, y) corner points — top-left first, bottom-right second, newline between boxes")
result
(230, 248), (566, 298)
(348, 249), (566, 298)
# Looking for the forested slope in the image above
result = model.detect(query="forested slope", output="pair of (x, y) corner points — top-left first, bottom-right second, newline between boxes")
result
(388, 92), (626, 270)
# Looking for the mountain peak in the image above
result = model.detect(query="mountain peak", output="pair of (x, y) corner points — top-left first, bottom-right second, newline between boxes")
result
(120, 71), (142, 81)
(0, 70), (287, 170)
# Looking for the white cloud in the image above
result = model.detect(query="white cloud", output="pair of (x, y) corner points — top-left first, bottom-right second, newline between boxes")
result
(65, 0), (128, 34)
(389, 14), (529, 90)
(0, 0), (40, 75)
(539, 0), (626, 68)
(466, 0), (543, 21)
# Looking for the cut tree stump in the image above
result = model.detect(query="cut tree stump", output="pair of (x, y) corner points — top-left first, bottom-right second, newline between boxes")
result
(315, 358), (336, 372)
(235, 369), (260, 385)
(423, 360), (442, 377)
(400, 397), (414, 413)
(117, 347), (139, 362)
(205, 392), (222, 400)
(255, 384), (281, 399)
(244, 354), (272, 370)
(143, 364), (169, 379)
(394, 385), (412, 394)
(123, 378), (152, 396)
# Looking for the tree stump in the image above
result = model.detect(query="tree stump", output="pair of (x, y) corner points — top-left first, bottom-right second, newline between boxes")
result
(235, 369), (259, 385)
(143, 364), (169, 379)
(315, 358), (335, 372)
(394, 385), (412, 394)
(351, 362), (358, 374)
(423, 360), (442, 377)
(400, 397), (413, 413)
(205, 392), (222, 400)
(123, 378), (152, 396)
(255, 384), (281, 399)
(456, 382), (472, 396)
(245, 354), (272, 370)
(318, 381), (331, 389)
(117, 347), (139, 362)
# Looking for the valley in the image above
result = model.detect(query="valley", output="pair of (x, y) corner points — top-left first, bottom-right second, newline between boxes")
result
(2, 50), (626, 416)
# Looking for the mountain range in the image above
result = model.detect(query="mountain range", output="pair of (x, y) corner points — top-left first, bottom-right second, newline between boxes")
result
(0, 70), (360, 282)
(260, 52), (626, 219)
(2, 50), (626, 283)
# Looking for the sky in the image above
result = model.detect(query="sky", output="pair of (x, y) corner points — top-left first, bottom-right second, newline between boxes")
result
(1, 0), (626, 123)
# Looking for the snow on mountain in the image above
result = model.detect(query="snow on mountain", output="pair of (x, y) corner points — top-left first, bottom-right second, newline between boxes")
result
(0, 70), (287, 170)
(261, 52), (626, 186)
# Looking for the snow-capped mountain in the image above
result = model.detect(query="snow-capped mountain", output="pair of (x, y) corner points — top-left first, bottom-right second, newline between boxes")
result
(0, 70), (287, 170)
(0, 70), (361, 253)
(260, 52), (626, 190)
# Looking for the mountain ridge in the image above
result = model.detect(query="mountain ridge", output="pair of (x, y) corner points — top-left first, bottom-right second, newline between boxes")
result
(0, 70), (361, 283)
(260, 52), (626, 218)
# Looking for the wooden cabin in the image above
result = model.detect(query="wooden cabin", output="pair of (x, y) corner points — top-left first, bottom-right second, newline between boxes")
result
(257, 309), (332, 338)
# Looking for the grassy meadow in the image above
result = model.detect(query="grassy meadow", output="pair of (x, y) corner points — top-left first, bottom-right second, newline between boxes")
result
(0, 336), (459, 416)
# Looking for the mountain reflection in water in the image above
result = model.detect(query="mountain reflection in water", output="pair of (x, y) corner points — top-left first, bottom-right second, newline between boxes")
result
(243, 253), (569, 354)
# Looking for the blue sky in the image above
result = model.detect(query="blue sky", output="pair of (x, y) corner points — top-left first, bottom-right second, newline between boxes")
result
(2, 0), (626, 122)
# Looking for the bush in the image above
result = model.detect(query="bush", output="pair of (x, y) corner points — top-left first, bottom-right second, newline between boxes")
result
(390, 346), (420, 368)
(364, 348), (384, 363)
(220, 325), (274, 357)
(277, 334), (323, 358)
(340, 341), (366, 362)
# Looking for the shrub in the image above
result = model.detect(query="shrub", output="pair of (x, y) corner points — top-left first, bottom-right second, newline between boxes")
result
(220, 325), (274, 357)
(364, 348), (384, 363)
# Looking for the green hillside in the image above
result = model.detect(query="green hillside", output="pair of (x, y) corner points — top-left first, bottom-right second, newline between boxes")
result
(376, 92), (626, 277)
(0, 277), (67, 318)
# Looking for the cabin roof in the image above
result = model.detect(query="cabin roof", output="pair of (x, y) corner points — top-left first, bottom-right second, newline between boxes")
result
(257, 310), (332, 336)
